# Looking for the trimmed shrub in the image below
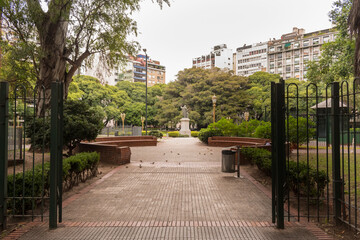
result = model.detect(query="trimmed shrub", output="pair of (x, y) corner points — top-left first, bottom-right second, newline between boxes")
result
(7, 152), (99, 214)
(168, 131), (180, 137)
(149, 130), (163, 139)
(198, 128), (223, 144)
(179, 134), (189, 137)
(241, 147), (328, 198)
(191, 131), (199, 137)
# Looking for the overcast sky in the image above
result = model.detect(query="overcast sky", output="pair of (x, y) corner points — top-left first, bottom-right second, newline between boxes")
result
(133, 0), (334, 83)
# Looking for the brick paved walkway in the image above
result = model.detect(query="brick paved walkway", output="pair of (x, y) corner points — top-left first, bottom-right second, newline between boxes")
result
(11, 138), (332, 239)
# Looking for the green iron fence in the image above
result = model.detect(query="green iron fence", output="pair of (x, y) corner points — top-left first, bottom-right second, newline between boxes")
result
(0, 81), (63, 230)
(272, 79), (360, 231)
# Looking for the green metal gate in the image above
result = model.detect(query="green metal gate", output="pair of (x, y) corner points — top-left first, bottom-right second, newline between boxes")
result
(272, 79), (360, 231)
(0, 81), (63, 230)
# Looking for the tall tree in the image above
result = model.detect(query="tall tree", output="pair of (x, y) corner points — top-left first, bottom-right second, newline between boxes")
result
(349, 0), (360, 77)
(306, 0), (354, 84)
(1, 0), (169, 115)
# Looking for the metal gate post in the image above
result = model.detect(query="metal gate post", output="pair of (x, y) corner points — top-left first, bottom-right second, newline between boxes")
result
(271, 82), (276, 224)
(276, 80), (286, 229)
(50, 82), (60, 229)
(331, 82), (341, 221)
(0, 82), (9, 230)
(57, 83), (63, 223)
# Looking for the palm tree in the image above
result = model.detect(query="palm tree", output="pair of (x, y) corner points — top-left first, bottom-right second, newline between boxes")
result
(349, 0), (360, 77)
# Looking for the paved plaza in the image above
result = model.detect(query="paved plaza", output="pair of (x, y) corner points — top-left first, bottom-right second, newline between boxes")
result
(6, 138), (333, 239)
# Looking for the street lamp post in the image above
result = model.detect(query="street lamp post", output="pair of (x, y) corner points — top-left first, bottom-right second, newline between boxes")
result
(120, 113), (126, 135)
(141, 116), (145, 131)
(212, 95), (217, 124)
(143, 49), (148, 135)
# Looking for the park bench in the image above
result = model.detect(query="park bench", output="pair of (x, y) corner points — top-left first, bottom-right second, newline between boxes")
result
(208, 136), (270, 147)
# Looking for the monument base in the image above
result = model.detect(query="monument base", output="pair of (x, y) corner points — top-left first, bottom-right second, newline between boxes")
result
(179, 118), (191, 136)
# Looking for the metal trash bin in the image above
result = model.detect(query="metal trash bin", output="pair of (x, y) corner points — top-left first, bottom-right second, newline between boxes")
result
(221, 149), (236, 173)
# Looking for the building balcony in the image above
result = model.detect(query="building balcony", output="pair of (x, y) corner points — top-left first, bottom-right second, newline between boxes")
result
(134, 76), (146, 81)
(134, 65), (146, 70)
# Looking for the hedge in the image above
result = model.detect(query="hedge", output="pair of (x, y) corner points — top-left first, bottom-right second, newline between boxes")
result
(241, 148), (328, 198)
(148, 130), (163, 139)
(191, 131), (199, 137)
(7, 152), (99, 214)
(168, 131), (180, 137)
(198, 128), (223, 144)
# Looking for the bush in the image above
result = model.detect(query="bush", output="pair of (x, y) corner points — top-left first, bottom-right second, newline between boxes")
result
(254, 122), (271, 139)
(286, 116), (315, 148)
(168, 131), (180, 137)
(26, 100), (104, 156)
(149, 130), (163, 139)
(7, 152), (99, 213)
(208, 118), (239, 136)
(191, 131), (199, 137)
(241, 147), (328, 197)
(198, 128), (223, 144)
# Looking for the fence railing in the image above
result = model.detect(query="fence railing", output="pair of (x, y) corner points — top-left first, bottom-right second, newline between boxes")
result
(272, 79), (360, 231)
(0, 81), (63, 230)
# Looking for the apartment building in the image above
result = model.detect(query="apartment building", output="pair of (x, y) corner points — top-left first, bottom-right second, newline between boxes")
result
(133, 55), (166, 86)
(85, 54), (166, 86)
(235, 42), (267, 76)
(192, 44), (233, 71)
(267, 27), (336, 80)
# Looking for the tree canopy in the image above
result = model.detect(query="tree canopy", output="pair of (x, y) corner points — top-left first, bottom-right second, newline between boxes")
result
(155, 67), (250, 128)
(307, 0), (355, 84)
(1, 0), (169, 115)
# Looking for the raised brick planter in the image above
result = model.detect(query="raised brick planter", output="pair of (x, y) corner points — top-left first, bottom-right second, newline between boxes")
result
(78, 136), (157, 165)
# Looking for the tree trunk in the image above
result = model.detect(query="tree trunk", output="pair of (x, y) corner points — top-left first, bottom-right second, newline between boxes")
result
(36, 18), (68, 116)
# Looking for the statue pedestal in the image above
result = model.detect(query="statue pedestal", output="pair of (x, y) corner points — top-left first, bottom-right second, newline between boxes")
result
(179, 118), (191, 136)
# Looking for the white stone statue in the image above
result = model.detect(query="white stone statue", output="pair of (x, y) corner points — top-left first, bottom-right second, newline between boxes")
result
(181, 105), (189, 118)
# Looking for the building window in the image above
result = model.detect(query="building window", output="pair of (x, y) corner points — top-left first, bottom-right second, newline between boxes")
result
(313, 46), (320, 55)
(269, 46), (275, 52)
(313, 38), (320, 45)
(277, 53), (282, 59)
(284, 42), (291, 49)
(323, 36), (330, 43)
(294, 58), (300, 64)
(303, 48), (309, 56)
(294, 42), (300, 48)
(277, 46), (283, 51)
(303, 40), (309, 47)
(286, 66), (291, 72)
(286, 58), (291, 65)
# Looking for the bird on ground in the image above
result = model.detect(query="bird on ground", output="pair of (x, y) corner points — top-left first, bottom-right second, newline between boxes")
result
(139, 164), (142, 168)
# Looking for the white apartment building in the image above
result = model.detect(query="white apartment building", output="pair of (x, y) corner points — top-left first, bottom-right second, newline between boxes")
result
(236, 42), (267, 76)
(192, 44), (233, 71)
(84, 54), (165, 86)
(268, 27), (336, 80)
